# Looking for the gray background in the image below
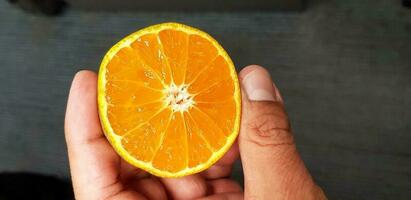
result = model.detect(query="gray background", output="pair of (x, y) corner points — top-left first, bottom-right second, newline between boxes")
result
(1, 0), (411, 199)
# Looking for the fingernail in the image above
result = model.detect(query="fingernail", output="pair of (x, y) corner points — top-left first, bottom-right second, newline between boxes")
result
(242, 69), (278, 101)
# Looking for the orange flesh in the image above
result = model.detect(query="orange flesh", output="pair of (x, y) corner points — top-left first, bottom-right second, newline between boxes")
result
(104, 28), (237, 173)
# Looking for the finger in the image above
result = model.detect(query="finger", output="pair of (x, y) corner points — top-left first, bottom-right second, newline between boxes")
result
(129, 178), (167, 200)
(238, 65), (319, 199)
(160, 175), (207, 199)
(161, 143), (239, 198)
(65, 70), (123, 200)
(201, 140), (239, 179)
(196, 192), (244, 200)
(207, 179), (242, 194)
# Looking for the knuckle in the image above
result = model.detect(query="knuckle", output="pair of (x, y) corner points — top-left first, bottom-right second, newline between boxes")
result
(245, 102), (294, 147)
(179, 180), (207, 199)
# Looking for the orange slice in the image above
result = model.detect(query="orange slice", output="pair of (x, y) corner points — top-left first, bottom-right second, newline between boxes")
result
(98, 22), (241, 177)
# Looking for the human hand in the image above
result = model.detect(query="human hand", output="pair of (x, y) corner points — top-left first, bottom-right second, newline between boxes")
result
(65, 65), (326, 200)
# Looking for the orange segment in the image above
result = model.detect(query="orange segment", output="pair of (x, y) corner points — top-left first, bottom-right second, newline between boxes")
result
(130, 34), (172, 84)
(196, 102), (237, 136)
(121, 108), (172, 162)
(184, 34), (219, 84)
(188, 55), (231, 94)
(193, 80), (235, 102)
(158, 29), (189, 85)
(108, 102), (164, 136)
(106, 47), (163, 90)
(152, 113), (187, 172)
(98, 22), (241, 177)
(183, 112), (213, 168)
(105, 80), (163, 105)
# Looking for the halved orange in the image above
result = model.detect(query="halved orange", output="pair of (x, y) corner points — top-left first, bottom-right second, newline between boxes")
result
(98, 22), (241, 177)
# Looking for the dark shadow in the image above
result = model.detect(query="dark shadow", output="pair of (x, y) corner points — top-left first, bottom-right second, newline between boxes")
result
(7, 0), (66, 16)
(0, 172), (74, 200)
(403, 0), (411, 8)
(8, 0), (305, 15)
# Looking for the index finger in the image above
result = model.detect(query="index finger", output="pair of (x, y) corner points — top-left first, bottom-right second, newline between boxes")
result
(65, 70), (122, 200)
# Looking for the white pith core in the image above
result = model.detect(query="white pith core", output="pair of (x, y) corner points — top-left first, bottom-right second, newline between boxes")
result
(164, 83), (194, 112)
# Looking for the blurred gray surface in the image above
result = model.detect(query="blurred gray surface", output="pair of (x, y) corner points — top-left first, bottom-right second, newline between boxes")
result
(1, 0), (411, 199)
(67, 0), (303, 11)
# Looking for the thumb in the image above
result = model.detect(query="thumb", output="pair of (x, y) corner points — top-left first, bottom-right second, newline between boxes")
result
(238, 65), (326, 200)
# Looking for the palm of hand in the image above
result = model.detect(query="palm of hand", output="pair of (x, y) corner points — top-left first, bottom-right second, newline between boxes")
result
(65, 71), (242, 200)
(65, 66), (326, 200)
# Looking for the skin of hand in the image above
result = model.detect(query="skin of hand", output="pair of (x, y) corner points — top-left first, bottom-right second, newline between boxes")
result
(65, 65), (327, 200)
